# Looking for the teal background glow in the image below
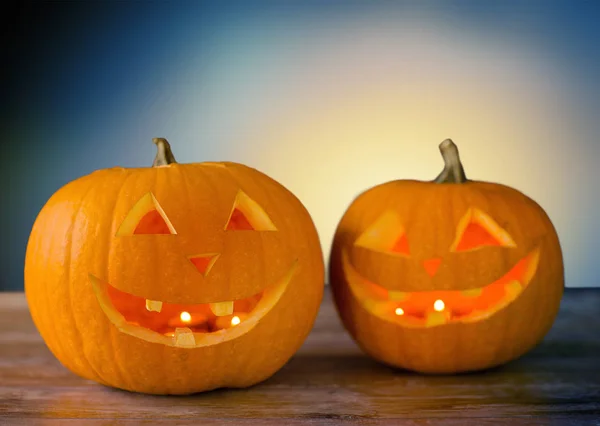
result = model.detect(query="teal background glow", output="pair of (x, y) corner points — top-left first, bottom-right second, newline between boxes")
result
(2, 1), (599, 290)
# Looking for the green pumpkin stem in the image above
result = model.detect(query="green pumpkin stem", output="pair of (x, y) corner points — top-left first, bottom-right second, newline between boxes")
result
(152, 138), (177, 166)
(434, 138), (468, 184)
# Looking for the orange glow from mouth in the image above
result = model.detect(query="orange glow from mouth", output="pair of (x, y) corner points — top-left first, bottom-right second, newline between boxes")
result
(89, 260), (298, 347)
(343, 248), (540, 327)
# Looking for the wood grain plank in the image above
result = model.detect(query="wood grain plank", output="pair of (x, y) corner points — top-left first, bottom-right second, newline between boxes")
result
(1, 290), (599, 423)
(3, 417), (600, 426)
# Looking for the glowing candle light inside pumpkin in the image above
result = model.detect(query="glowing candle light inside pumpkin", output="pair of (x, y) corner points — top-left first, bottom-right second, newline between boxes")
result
(180, 311), (192, 323)
(433, 300), (445, 312)
(215, 313), (248, 330)
(395, 307), (404, 316)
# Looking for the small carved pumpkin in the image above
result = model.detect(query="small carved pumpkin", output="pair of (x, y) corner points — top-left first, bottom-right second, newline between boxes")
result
(329, 139), (563, 373)
(25, 139), (324, 394)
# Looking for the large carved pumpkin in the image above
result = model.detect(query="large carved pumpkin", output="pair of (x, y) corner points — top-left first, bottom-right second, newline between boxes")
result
(25, 138), (324, 394)
(329, 139), (563, 373)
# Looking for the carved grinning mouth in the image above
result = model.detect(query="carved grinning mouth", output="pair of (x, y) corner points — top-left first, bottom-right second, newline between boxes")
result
(342, 249), (540, 328)
(90, 261), (297, 348)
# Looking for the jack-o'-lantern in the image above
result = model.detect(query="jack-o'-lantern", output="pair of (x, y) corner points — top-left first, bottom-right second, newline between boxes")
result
(25, 138), (324, 394)
(329, 139), (563, 373)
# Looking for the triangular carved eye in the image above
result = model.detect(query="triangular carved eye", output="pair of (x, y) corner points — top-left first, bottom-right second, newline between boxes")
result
(225, 191), (277, 231)
(450, 208), (515, 252)
(390, 234), (410, 255)
(116, 193), (177, 236)
(226, 208), (255, 230)
(355, 211), (410, 257)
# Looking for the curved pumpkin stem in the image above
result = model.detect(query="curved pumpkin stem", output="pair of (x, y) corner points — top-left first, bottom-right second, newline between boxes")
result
(152, 138), (177, 166)
(434, 138), (468, 184)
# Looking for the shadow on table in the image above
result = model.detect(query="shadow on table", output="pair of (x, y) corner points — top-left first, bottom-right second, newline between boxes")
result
(79, 345), (599, 423)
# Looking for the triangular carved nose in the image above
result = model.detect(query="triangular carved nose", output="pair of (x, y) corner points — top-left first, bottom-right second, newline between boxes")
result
(423, 257), (442, 277)
(188, 254), (220, 277)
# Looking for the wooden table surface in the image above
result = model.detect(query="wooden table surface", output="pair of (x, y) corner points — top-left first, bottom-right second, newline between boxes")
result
(1, 289), (599, 425)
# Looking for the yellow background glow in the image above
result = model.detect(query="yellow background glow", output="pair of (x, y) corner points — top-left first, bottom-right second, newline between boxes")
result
(200, 15), (594, 282)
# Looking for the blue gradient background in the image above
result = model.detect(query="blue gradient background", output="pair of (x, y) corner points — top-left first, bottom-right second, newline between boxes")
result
(2, 1), (599, 290)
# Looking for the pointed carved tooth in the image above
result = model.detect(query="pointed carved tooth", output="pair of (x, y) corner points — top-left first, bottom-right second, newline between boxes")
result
(174, 327), (196, 348)
(145, 299), (163, 312)
(461, 288), (483, 298)
(425, 312), (447, 327)
(505, 280), (522, 298)
(388, 291), (408, 301)
(210, 301), (234, 316)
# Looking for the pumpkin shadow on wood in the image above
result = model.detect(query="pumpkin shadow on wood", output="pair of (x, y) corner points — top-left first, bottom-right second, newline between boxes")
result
(267, 353), (425, 389)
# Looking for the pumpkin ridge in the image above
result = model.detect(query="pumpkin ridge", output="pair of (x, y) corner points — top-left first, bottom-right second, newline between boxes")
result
(106, 169), (138, 390)
(37, 204), (68, 368)
(66, 178), (108, 384)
